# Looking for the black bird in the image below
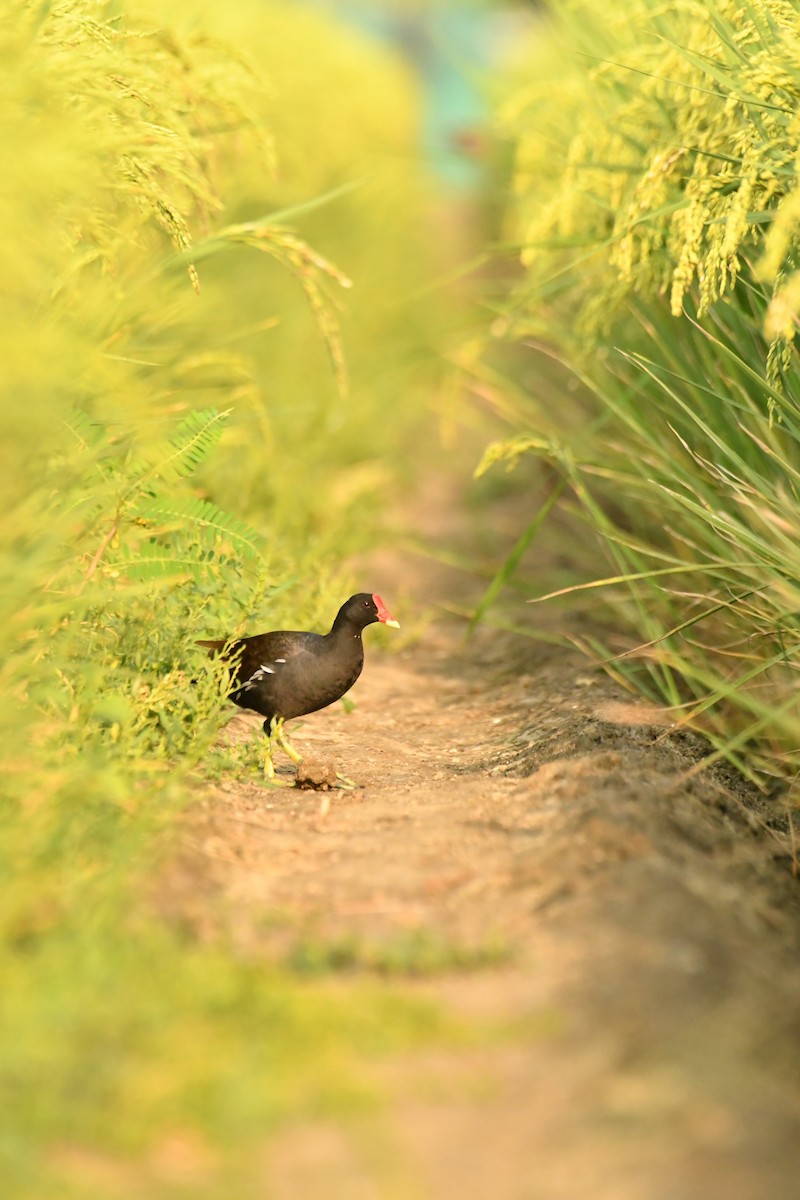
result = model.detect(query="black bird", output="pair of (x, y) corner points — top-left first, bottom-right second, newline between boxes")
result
(198, 592), (399, 779)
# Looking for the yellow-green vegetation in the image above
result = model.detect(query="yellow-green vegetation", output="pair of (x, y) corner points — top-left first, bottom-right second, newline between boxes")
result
(162, 0), (447, 543)
(481, 0), (800, 785)
(1, 1), (453, 1194)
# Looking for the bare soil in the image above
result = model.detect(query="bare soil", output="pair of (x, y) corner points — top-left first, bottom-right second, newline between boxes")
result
(158, 481), (800, 1200)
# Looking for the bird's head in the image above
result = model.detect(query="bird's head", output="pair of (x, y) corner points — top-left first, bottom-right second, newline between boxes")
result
(341, 593), (400, 630)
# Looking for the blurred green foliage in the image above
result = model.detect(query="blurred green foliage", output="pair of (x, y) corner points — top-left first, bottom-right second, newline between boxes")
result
(480, 0), (800, 783)
(285, 929), (511, 976)
(1, 0), (457, 1193)
(160, 0), (451, 542)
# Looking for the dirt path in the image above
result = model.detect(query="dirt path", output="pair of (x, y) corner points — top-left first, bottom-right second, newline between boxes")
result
(151, 447), (800, 1197)
(159, 549), (800, 1200)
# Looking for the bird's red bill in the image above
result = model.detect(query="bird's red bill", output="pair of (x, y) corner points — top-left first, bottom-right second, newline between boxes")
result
(373, 594), (399, 627)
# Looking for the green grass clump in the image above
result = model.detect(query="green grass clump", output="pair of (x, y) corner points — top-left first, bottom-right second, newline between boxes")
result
(286, 930), (511, 978)
(1, 921), (449, 1197)
(477, 0), (800, 786)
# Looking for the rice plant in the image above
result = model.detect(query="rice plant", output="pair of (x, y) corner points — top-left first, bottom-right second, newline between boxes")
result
(479, 0), (800, 786)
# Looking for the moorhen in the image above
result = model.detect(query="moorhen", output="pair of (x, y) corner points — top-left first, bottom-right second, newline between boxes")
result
(198, 592), (399, 780)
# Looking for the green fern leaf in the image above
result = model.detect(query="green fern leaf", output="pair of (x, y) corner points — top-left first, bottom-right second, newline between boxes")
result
(64, 409), (104, 451)
(167, 408), (231, 478)
(134, 408), (231, 487)
(114, 543), (212, 583)
(134, 494), (263, 558)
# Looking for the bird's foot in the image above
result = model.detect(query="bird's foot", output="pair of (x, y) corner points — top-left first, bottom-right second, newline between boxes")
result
(334, 772), (357, 790)
(263, 744), (295, 787)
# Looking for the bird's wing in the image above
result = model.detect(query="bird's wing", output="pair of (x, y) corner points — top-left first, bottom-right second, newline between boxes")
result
(236, 631), (320, 690)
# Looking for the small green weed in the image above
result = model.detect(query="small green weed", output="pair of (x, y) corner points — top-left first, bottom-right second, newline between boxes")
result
(286, 930), (512, 978)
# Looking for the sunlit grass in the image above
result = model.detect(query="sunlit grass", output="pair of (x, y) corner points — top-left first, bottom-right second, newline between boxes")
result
(476, 0), (800, 789)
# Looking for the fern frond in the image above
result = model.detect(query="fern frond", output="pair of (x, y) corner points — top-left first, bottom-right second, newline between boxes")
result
(113, 543), (212, 583)
(153, 407), (231, 482)
(134, 494), (263, 558)
(63, 409), (104, 452)
(113, 407), (232, 510)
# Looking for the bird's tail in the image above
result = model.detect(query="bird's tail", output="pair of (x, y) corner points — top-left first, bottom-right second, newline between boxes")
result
(196, 638), (227, 654)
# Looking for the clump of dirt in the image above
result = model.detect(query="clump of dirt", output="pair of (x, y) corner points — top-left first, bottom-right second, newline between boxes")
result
(294, 756), (338, 790)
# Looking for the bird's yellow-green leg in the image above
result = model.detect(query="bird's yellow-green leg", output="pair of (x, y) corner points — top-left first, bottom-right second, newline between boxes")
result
(263, 739), (276, 778)
(271, 716), (303, 765)
(262, 719), (294, 786)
